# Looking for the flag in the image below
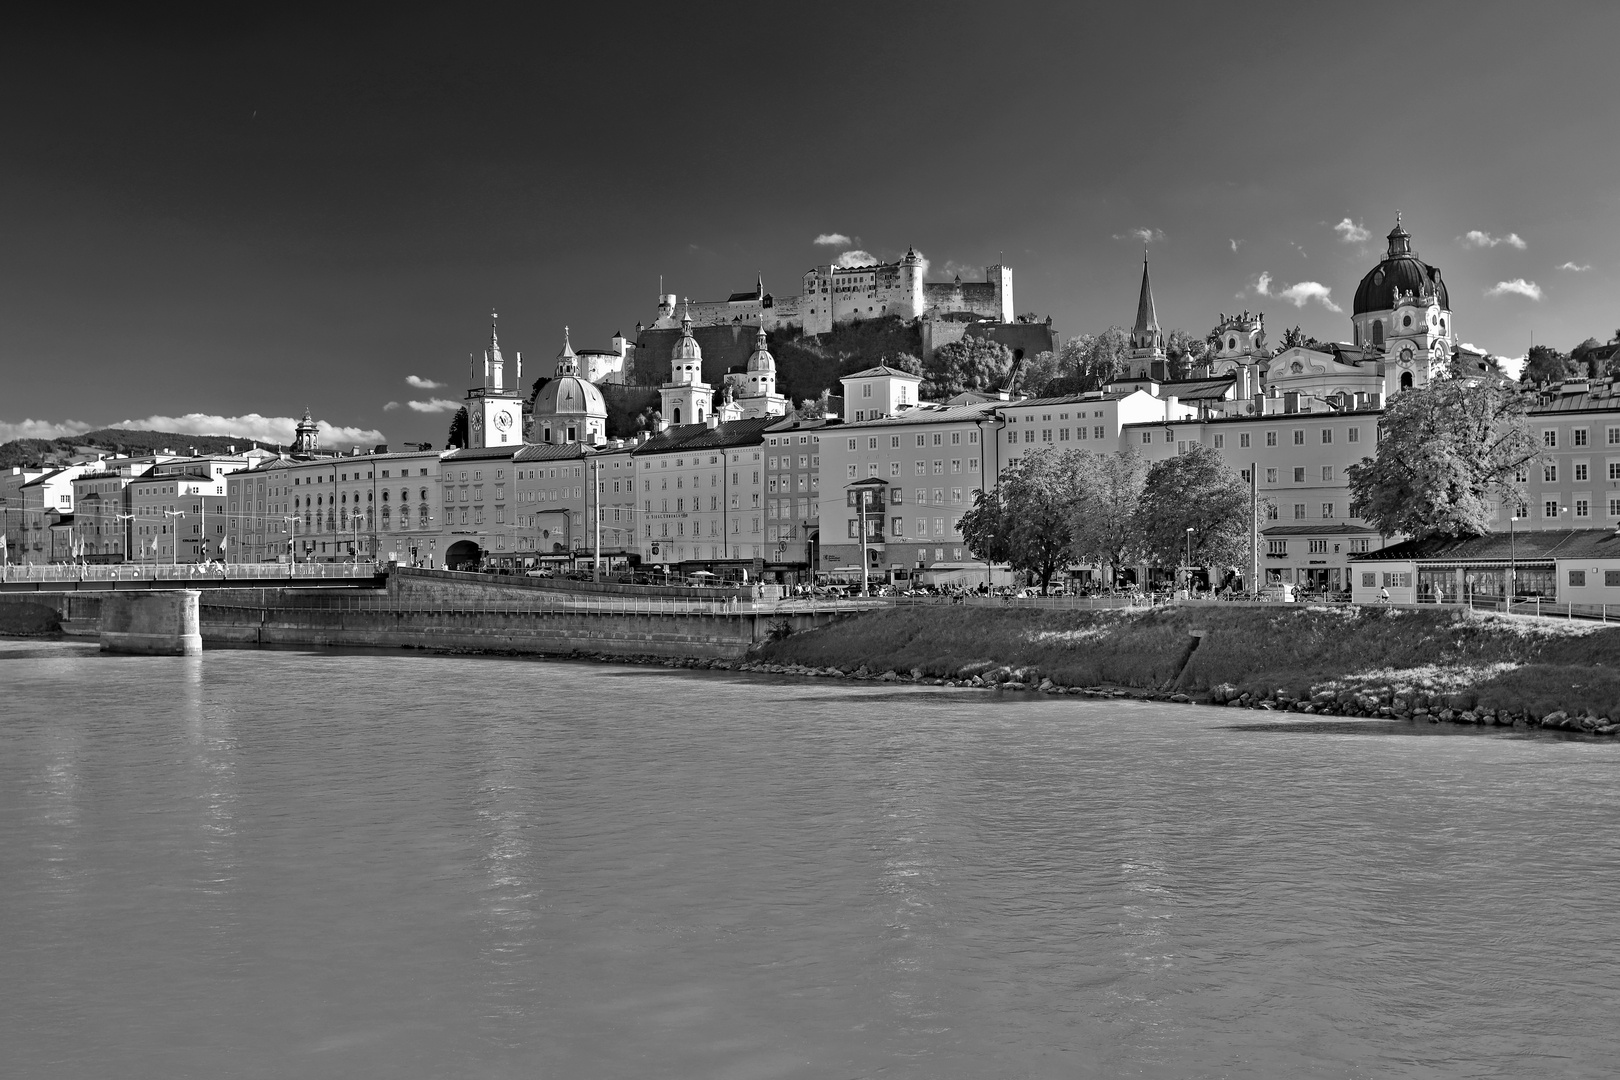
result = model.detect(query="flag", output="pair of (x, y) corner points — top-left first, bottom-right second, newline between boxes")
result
(0, 532), (8, 559)
(218, 536), (228, 552)
(151, 534), (160, 553)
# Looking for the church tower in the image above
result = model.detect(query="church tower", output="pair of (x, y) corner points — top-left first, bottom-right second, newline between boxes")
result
(738, 326), (788, 419)
(465, 312), (524, 448)
(659, 304), (713, 428)
(1127, 253), (1166, 380)
(293, 407), (319, 455)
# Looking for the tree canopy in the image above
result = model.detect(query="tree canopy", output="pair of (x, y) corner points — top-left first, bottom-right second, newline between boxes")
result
(922, 336), (1014, 399)
(1347, 377), (1540, 540)
(958, 447), (1079, 590)
(1135, 444), (1255, 570)
(1520, 345), (1579, 385)
(1068, 448), (1148, 582)
(446, 406), (469, 449)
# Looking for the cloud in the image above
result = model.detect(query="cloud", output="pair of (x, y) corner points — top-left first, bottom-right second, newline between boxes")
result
(1462, 230), (1527, 249)
(1278, 281), (1343, 312)
(1252, 272), (1273, 296)
(1486, 278), (1543, 300)
(383, 401), (401, 411)
(1229, 238), (1243, 252)
(406, 398), (462, 414)
(834, 249), (876, 268)
(813, 233), (851, 246)
(107, 413), (385, 446)
(405, 375), (445, 389)
(0, 418), (96, 442)
(1334, 218), (1370, 243)
(1495, 354), (1527, 380)
(1113, 227), (1164, 244)
(1559, 261), (1591, 272)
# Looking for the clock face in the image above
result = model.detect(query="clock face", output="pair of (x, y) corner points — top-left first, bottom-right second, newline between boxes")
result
(494, 410), (513, 431)
(470, 411), (483, 429)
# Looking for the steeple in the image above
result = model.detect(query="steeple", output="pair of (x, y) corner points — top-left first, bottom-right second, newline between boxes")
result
(485, 310), (505, 392)
(1386, 211), (1413, 257)
(555, 325), (578, 377)
(1133, 251), (1159, 339)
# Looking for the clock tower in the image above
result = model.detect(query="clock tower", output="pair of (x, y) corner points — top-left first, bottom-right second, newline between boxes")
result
(466, 312), (524, 448)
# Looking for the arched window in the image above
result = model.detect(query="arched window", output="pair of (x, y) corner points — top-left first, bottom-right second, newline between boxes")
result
(1372, 320), (1384, 346)
(380, 490), (389, 502)
(1400, 371), (1414, 391)
(673, 407), (681, 425)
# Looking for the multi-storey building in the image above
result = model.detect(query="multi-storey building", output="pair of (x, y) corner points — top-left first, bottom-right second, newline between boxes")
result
(69, 458), (159, 562)
(127, 456), (246, 566)
(511, 442), (591, 564)
(763, 415), (836, 582)
(633, 417), (774, 573)
(15, 465), (91, 563)
(439, 446), (515, 570)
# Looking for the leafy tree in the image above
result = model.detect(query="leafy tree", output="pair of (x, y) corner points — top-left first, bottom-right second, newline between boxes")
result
(1347, 377), (1540, 540)
(1015, 350), (1061, 396)
(958, 447), (1079, 591)
(922, 336), (1014, 400)
(1570, 337), (1608, 377)
(1135, 444), (1254, 570)
(888, 352), (924, 376)
(1039, 328), (1133, 396)
(1164, 328), (1208, 379)
(1520, 345), (1578, 384)
(446, 406), (468, 449)
(1069, 448), (1148, 585)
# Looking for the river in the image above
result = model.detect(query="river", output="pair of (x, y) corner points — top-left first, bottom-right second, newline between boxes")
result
(3, 638), (1618, 1078)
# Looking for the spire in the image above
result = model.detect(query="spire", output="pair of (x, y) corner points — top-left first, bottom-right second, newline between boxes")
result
(1133, 252), (1159, 335)
(489, 310), (501, 361)
(682, 297), (692, 329)
(556, 326), (578, 376)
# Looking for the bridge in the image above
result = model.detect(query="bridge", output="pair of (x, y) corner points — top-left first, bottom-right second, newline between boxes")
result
(0, 562), (384, 592)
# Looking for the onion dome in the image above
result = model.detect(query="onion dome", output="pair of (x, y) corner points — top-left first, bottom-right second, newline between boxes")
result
(746, 326), (774, 373)
(1353, 215), (1450, 316)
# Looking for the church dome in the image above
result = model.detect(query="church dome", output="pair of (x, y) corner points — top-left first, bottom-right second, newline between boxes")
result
(534, 374), (606, 422)
(745, 327), (774, 373)
(1353, 218), (1450, 316)
(672, 313), (702, 364)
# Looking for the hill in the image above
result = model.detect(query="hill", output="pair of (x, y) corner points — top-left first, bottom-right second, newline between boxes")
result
(0, 429), (261, 470)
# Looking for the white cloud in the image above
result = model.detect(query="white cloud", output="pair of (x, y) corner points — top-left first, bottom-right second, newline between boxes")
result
(107, 413), (385, 446)
(1559, 261), (1591, 272)
(383, 401), (401, 411)
(1113, 227), (1164, 244)
(1334, 218), (1370, 243)
(1229, 238), (1243, 252)
(0, 418), (96, 442)
(834, 249), (876, 268)
(406, 398), (462, 414)
(1486, 278), (1543, 300)
(1278, 281), (1343, 312)
(1462, 230), (1527, 249)
(814, 233), (851, 246)
(405, 375), (445, 389)
(1252, 272), (1273, 296)
(1495, 354), (1527, 380)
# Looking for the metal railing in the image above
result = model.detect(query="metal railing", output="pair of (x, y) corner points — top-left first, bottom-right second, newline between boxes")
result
(0, 561), (382, 584)
(200, 593), (881, 619)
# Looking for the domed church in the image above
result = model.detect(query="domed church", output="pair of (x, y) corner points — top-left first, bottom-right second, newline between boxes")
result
(531, 327), (608, 444)
(1351, 214), (1455, 392)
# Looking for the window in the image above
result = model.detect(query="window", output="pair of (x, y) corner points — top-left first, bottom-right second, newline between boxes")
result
(1348, 427), (1360, 443)
(1611, 463), (1620, 481)
(1607, 571), (1620, 587)
(1322, 466), (1334, 481)
(1240, 433), (1251, 448)
(1267, 539), (1287, 555)
(847, 439), (857, 451)
(1308, 539), (1328, 554)
(1322, 503), (1334, 518)
(1141, 432), (1152, 444)
(1266, 505), (1279, 520)
(868, 437), (878, 450)
(1350, 539), (1369, 553)
(890, 436), (900, 448)
(1574, 428), (1589, 447)
(1165, 430), (1174, 443)
(1025, 430), (1035, 443)
(1362, 572), (1377, 588)
(1265, 468), (1277, 483)
(1240, 469), (1251, 483)
(1293, 430), (1304, 445)
(1545, 500), (1560, 519)
(1294, 504), (1306, 520)
(1610, 498), (1620, 517)
(1383, 572), (1411, 588)
(1576, 499), (1590, 518)
(1575, 463), (1589, 481)
(1609, 427), (1620, 446)
(1544, 430), (1558, 448)
(916, 434), (926, 447)
(1214, 434), (1224, 448)
(1266, 431), (1277, 446)
(1544, 464), (1558, 483)
(1570, 570), (1587, 587)
(1293, 467), (1305, 483)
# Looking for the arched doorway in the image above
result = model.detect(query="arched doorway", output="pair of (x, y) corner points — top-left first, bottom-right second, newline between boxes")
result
(1400, 371), (1414, 391)
(444, 540), (482, 571)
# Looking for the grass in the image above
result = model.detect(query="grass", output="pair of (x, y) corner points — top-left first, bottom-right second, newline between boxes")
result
(758, 605), (1620, 717)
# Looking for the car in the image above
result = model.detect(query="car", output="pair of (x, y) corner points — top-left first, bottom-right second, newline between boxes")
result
(525, 568), (555, 578)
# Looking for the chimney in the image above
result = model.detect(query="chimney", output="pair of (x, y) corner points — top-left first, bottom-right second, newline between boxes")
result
(1284, 392), (1299, 414)
(706, 412), (720, 430)
(374, 444), (389, 454)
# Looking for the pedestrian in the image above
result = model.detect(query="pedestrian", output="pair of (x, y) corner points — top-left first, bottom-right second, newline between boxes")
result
(1379, 586), (1390, 603)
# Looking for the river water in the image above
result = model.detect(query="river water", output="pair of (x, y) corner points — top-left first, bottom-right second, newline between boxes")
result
(4, 639), (1619, 1078)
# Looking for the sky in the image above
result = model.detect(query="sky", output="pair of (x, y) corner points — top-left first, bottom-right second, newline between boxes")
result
(2, 2), (1617, 448)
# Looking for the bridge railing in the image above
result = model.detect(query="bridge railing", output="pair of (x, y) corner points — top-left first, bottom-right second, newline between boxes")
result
(0, 561), (382, 585)
(199, 593), (884, 619)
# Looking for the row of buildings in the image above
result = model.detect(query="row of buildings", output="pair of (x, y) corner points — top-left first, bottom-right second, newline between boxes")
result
(8, 219), (1619, 600)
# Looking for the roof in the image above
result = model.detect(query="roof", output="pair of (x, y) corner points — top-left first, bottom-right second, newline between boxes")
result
(1525, 382), (1620, 415)
(513, 442), (588, 462)
(1262, 524), (1378, 536)
(633, 416), (779, 455)
(999, 391), (1129, 409)
(1134, 256), (1158, 334)
(1158, 375), (1236, 401)
(1353, 221), (1450, 315)
(443, 446), (517, 461)
(1350, 528), (1620, 563)
(725, 290), (760, 302)
(839, 401), (1001, 429)
(842, 364), (921, 380)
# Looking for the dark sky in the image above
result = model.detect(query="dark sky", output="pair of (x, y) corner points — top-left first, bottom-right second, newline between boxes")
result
(3, 2), (1617, 446)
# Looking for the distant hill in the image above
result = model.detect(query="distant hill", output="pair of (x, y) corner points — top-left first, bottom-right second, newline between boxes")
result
(0, 428), (266, 470)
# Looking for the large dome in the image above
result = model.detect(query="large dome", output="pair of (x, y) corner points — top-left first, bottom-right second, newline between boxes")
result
(1353, 220), (1450, 316)
(534, 375), (605, 420)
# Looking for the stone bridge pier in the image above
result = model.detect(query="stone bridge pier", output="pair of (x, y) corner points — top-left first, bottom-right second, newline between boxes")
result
(99, 590), (202, 655)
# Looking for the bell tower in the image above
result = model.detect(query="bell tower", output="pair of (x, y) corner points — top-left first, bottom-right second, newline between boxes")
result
(1127, 253), (1166, 379)
(659, 303), (713, 428)
(466, 311), (523, 447)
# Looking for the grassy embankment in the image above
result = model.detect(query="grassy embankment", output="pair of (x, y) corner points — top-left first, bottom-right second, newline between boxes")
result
(756, 604), (1620, 721)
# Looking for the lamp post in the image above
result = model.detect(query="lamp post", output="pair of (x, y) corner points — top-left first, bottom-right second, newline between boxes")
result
(1185, 526), (1194, 593)
(163, 509), (184, 568)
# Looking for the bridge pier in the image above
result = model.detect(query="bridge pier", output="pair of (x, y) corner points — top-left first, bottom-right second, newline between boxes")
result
(100, 590), (203, 655)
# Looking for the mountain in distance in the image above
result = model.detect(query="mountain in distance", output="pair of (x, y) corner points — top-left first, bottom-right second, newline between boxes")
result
(0, 428), (271, 470)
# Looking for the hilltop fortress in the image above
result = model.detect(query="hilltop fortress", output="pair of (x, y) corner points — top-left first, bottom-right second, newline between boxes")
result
(649, 248), (1014, 335)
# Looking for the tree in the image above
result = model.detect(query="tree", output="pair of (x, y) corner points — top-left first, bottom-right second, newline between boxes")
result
(1520, 345), (1578, 385)
(1015, 350), (1060, 396)
(446, 406), (468, 449)
(1135, 444), (1254, 571)
(1570, 337), (1607, 377)
(1164, 328), (1208, 379)
(888, 352), (924, 376)
(958, 447), (1080, 591)
(1069, 448), (1148, 585)
(922, 336), (1014, 400)
(1347, 377), (1540, 540)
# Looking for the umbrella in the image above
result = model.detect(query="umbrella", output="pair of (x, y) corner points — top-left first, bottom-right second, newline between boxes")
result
(690, 570), (716, 577)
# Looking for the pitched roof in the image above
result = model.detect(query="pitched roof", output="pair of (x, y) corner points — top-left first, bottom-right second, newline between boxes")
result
(839, 401), (1000, 428)
(512, 442), (588, 462)
(1133, 256), (1158, 334)
(443, 445), (517, 461)
(1351, 528), (1620, 563)
(1262, 524), (1378, 536)
(842, 364), (922, 380)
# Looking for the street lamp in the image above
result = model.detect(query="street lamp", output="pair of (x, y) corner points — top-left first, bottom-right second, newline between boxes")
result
(282, 516), (300, 571)
(1185, 526), (1194, 590)
(163, 509), (184, 568)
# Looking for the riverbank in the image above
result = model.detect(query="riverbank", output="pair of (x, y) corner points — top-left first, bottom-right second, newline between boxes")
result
(748, 604), (1620, 733)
